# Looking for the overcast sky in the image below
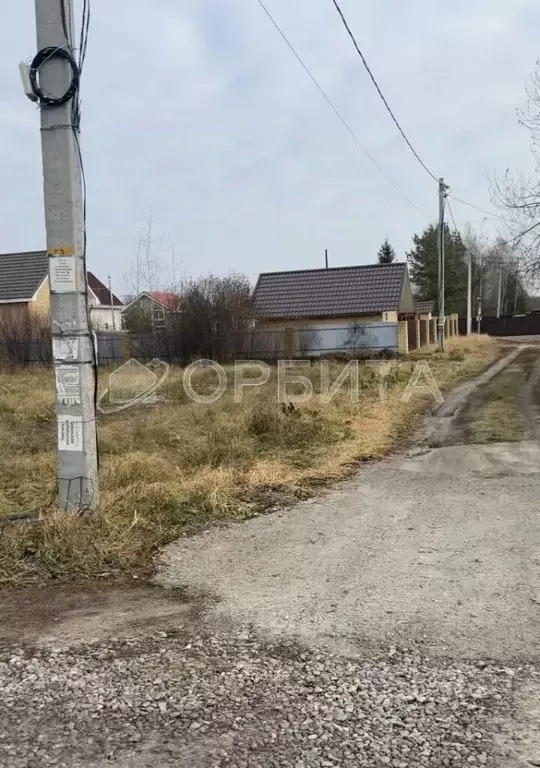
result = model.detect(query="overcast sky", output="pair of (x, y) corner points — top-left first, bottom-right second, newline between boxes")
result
(1, 0), (539, 294)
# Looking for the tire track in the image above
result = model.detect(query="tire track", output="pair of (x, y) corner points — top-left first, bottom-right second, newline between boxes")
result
(410, 345), (527, 449)
(443, 346), (540, 446)
(518, 349), (540, 441)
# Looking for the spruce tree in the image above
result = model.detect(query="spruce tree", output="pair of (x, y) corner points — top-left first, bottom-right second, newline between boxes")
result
(377, 238), (396, 264)
(406, 224), (468, 315)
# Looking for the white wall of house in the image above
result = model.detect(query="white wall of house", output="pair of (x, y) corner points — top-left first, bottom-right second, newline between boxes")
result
(257, 314), (383, 334)
(90, 305), (123, 331)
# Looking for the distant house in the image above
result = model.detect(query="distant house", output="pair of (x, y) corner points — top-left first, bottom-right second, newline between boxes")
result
(86, 273), (123, 331)
(121, 291), (181, 332)
(0, 250), (123, 330)
(252, 263), (414, 356)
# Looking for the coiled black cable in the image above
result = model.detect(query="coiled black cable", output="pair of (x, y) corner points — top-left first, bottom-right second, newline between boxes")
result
(29, 46), (80, 107)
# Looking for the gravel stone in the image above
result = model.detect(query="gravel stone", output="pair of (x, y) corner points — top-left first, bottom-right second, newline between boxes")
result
(0, 628), (534, 767)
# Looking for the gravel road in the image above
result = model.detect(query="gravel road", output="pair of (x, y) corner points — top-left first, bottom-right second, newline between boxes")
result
(157, 347), (540, 663)
(158, 453), (540, 662)
(1, 346), (539, 767)
(1, 630), (536, 768)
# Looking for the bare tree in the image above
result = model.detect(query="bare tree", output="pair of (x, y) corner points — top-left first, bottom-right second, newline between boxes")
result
(296, 327), (321, 357)
(168, 243), (185, 297)
(344, 322), (374, 352)
(176, 273), (252, 362)
(124, 213), (164, 296)
(493, 60), (540, 280)
(0, 308), (51, 365)
(462, 226), (528, 316)
(121, 302), (154, 334)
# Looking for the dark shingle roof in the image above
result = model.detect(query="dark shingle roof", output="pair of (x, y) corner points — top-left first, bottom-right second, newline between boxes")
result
(0, 250), (48, 301)
(414, 299), (435, 314)
(253, 263), (408, 319)
(87, 273), (123, 306)
(0, 251), (123, 305)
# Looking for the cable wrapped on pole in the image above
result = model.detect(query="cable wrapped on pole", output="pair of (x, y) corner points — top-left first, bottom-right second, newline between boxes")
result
(29, 46), (80, 107)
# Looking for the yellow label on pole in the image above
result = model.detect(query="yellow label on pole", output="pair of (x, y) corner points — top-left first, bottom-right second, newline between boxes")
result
(48, 246), (75, 256)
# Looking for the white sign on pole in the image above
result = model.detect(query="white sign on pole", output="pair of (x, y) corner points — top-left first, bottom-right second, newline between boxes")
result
(49, 256), (77, 293)
(55, 365), (81, 406)
(58, 415), (83, 452)
(53, 337), (79, 362)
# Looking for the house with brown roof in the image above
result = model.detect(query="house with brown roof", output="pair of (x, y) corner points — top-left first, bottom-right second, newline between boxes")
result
(252, 262), (414, 356)
(0, 250), (123, 330)
(121, 291), (182, 332)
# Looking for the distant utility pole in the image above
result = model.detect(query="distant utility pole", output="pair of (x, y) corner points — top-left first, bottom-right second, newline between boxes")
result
(108, 276), (116, 329)
(513, 269), (519, 315)
(477, 254), (484, 332)
(476, 296), (482, 333)
(29, 0), (99, 513)
(437, 177), (448, 352)
(496, 264), (503, 319)
(466, 250), (472, 335)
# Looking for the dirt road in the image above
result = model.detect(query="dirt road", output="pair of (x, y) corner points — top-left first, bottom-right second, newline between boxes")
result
(1, 344), (539, 767)
(159, 345), (540, 662)
(156, 343), (540, 763)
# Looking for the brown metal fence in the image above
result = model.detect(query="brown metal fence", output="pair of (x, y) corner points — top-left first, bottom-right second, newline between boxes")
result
(407, 319), (419, 350)
(458, 315), (540, 336)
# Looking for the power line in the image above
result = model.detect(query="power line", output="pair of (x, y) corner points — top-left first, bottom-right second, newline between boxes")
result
(447, 194), (512, 223)
(444, 194), (460, 290)
(497, 221), (540, 248)
(328, 0), (530, 219)
(254, 0), (423, 212)
(329, 0), (438, 182)
(257, 0), (528, 230)
(448, 194), (540, 251)
(450, 194), (540, 253)
(446, 197), (458, 232)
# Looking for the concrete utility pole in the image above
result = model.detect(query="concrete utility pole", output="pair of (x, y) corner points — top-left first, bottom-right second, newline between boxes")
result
(513, 269), (519, 315)
(477, 255), (484, 332)
(437, 177), (447, 352)
(108, 276), (116, 329)
(466, 250), (472, 335)
(476, 296), (482, 333)
(32, 0), (99, 513)
(496, 264), (503, 318)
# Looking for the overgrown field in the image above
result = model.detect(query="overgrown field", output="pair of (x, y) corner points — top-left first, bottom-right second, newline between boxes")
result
(0, 336), (497, 583)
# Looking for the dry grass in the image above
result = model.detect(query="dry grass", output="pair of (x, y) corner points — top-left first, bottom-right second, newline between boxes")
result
(0, 335), (497, 583)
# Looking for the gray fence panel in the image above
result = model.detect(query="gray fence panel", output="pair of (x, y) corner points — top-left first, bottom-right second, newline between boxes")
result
(0, 339), (51, 364)
(294, 323), (399, 356)
(95, 332), (125, 365)
(1, 323), (400, 366)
